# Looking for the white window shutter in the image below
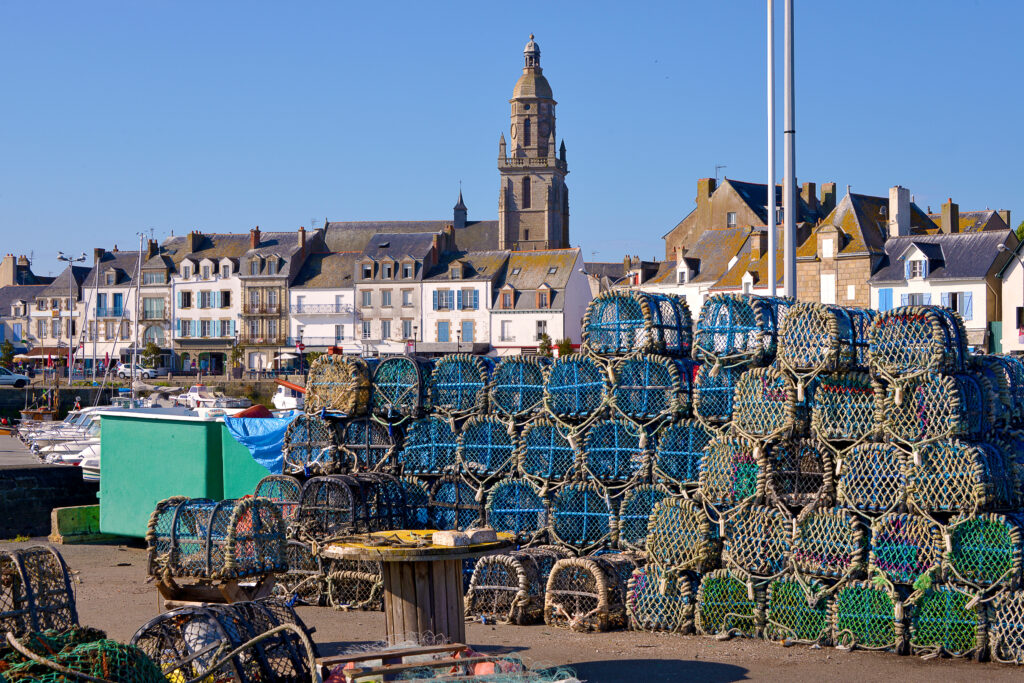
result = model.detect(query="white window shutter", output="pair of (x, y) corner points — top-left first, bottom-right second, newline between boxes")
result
(901, 293), (909, 307)
(963, 292), (973, 320)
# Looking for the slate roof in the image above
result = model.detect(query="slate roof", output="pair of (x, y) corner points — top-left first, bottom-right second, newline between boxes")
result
(0, 284), (48, 317)
(361, 233), (438, 261)
(726, 180), (823, 226)
(82, 251), (144, 288)
(324, 220), (499, 253)
(584, 262), (625, 282)
(494, 249), (580, 311)
(161, 233), (254, 266)
(925, 210), (1008, 234)
(868, 231), (1015, 283)
(292, 252), (360, 289)
(38, 265), (90, 299)
(685, 227), (752, 285)
(425, 251), (510, 282)
(798, 192), (937, 259)
(713, 238), (785, 290)
(643, 260), (681, 286)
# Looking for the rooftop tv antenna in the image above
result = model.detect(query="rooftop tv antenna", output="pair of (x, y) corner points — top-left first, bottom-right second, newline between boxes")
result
(715, 164), (727, 182)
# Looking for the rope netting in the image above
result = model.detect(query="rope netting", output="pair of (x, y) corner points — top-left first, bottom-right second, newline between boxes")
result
(282, 413), (337, 474)
(371, 356), (431, 418)
(549, 482), (614, 552)
(466, 546), (570, 625)
(790, 506), (867, 581)
(945, 513), (1024, 590)
(698, 436), (766, 510)
(653, 419), (713, 491)
(763, 575), (831, 645)
(908, 584), (985, 658)
(645, 497), (720, 573)
(731, 366), (799, 441)
(296, 474), (407, 539)
(626, 565), (696, 634)
(581, 290), (692, 357)
(692, 293), (792, 369)
(835, 442), (906, 513)
(543, 354), (609, 420)
(831, 581), (904, 652)
(995, 354), (1024, 423)
(809, 371), (877, 444)
(305, 354), (372, 417)
(868, 513), (944, 586)
(337, 418), (396, 472)
(399, 416), (459, 475)
(275, 540), (325, 606)
(777, 302), (874, 382)
(723, 505), (792, 579)
(146, 497), (286, 580)
(429, 354), (492, 418)
(484, 478), (547, 542)
(692, 364), (740, 429)
(0, 547), (77, 637)
(1, 628), (164, 683)
(616, 484), (671, 551)
(518, 419), (577, 485)
(969, 355), (1013, 428)
(610, 355), (691, 422)
(904, 438), (997, 515)
(253, 474), (303, 523)
(766, 438), (833, 509)
(988, 588), (1024, 664)
(694, 569), (762, 638)
(881, 372), (986, 446)
(428, 475), (484, 531)
(459, 415), (517, 481)
(398, 476), (431, 529)
(544, 554), (637, 632)
(867, 305), (967, 385)
(323, 558), (384, 611)
(583, 418), (649, 484)
(489, 356), (548, 418)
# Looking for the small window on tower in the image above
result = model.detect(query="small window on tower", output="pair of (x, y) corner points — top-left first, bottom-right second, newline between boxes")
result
(524, 117), (531, 147)
(522, 177), (531, 208)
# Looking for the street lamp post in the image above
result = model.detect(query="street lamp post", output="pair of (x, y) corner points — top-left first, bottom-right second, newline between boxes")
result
(455, 327), (461, 355)
(56, 251), (87, 387)
(412, 324), (418, 356)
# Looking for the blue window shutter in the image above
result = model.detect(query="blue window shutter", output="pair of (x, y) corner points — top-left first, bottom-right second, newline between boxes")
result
(879, 288), (892, 311)
(175, 319), (180, 336)
(214, 320), (221, 337)
(432, 291), (438, 310)
(457, 290), (463, 310)
(922, 260), (929, 278)
(940, 292), (950, 308)
(904, 261), (912, 280)
(473, 290), (479, 309)
(177, 292), (183, 308)
(922, 293), (932, 305)
(963, 292), (973, 320)
(901, 293), (909, 307)
(230, 320), (236, 336)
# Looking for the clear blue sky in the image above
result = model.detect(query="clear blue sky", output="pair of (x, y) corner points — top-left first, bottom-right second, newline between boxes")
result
(3, 1), (1021, 276)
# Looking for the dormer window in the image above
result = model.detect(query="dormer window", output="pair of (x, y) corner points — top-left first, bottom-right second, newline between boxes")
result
(201, 265), (210, 280)
(402, 263), (413, 279)
(536, 290), (550, 308)
(249, 260), (260, 276)
(511, 267), (521, 276)
(221, 264), (230, 277)
(502, 291), (513, 309)
(383, 264), (393, 279)
(105, 271), (115, 285)
(267, 259), (278, 275)
(908, 260), (925, 279)
(451, 265), (462, 279)
(182, 266), (192, 279)
(362, 264), (373, 279)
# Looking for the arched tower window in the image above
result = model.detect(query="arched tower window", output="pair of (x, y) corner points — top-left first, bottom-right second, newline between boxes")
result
(523, 118), (531, 147)
(522, 177), (531, 208)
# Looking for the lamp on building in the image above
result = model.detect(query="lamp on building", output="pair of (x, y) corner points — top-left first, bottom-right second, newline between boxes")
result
(455, 327), (461, 355)
(412, 324), (419, 356)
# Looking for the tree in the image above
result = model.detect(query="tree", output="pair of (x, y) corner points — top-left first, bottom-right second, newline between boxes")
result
(140, 341), (162, 368)
(1016, 220), (1024, 242)
(556, 337), (574, 357)
(229, 343), (244, 367)
(537, 333), (553, 357)
(0, 340), (14, 369)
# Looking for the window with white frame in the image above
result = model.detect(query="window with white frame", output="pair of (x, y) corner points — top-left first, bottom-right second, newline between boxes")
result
(727, 212), (737, 227)
(381, 320), (391, 339)
(221, 264), (230, 277)
(182, 266), (192, 279)
(335, 324), (345, 341)
(500, 320), (512, 341)
(909, 260), (925, 278)
(402, 320), (412, 339)
(536, 320), (547, 340)
(381, 289), (392, 307)
(200, 320), (211, 337)
(402, 263), (413, 278)
(361, 290), (372, 307)
(361, 321), (371, 339)
(383, 264), (393, 279)
(267, 259), (277, 275)
(202, 265), (210, 280)
(402, 290), (413, 307)
(907, 293), (926, 305)
(267, 319), (278, 339)
(362, 264), (373, 279)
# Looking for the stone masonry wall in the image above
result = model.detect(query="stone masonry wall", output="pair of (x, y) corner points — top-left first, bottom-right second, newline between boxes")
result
(0, 466), (98, 537)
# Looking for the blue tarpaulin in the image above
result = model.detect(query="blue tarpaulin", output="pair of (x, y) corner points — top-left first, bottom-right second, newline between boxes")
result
(224, 415), (296, 474)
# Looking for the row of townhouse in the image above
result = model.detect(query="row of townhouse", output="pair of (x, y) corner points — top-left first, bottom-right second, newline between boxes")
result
(633, 176), (1017, 351)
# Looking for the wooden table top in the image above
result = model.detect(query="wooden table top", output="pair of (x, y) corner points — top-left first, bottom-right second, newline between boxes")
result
(321, 529), (514, 562)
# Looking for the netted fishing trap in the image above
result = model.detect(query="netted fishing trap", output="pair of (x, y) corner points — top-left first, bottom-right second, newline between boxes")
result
(130, 598), (317, 683)
(305, 354), (372, 417)
(543, 353), (610, 421)
(645, 497), (720, 573)
(809, 371), (878, 444)
(295, 473), (407, 540)
(465, 546), (571, 625)
(969, 355), (1014, 428)
(146, 497), (287, 580)
(517, 418), (577, 485)
(907, 583), (986, 659)
(398, 476), (431, 529)
(282, 413), (337, 474)
(653, 419), (713, 491)
(731, 366), (802, 442)
(544, 553), (638, 632)
(371, 356), (432, 419)
(0, 628), (165, 683)
(944, 512), (1024, 591)
(722, 504), (792, 580)
(626, 564), (697, 634)
(697, 436), (766, 510)
(765, 438), (833, 509)
(337, 418), (397, 472)
(988, 588), (1024, 664)
(867, 305), (967, 386)
(549, 481), (614, 552)
(489, 356), (549, 419)
(616, 484), (671, 551)
(253, 474), (303, 524)
(485, 478), (548, 543)
(609, 355), (693, 422)
(428, 475), (484, 531)
(429, 354), (492, 418)
(692, 364), (740, 429)
(581, 290), (692, 357)
(830, 580), (906, 652)
(322, 557), (384, 611)
(398, 416), (459, 475)
(790, 506), (867, 581)
(994, 353), (1024, 424)
(692, 293), (793, 370)
(582, 418), (649, 485)
(694, 569), (763, 638)
(763, 574), (831, 645)
(275, 539), (326, 606)
(868, 512), (944, 586)
(458, 415), (517, 482)
(904, 438), (1005, 515)
(0, 546), (77, 637)
(835, 442), (907, 514)
(777, 302), (874, 384)
(880, 372), (988, 446)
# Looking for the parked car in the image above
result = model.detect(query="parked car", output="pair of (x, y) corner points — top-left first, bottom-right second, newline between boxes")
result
(0, 366), (30, 388)
(115, 362), (169, 380)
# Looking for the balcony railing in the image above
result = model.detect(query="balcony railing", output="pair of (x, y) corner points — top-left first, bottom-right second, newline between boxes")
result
(238, 334), (288, 345)
(286, 336), (347, 347)
(95, 307), (125, 318)
(141, 309), (166, 320)
(290, 303), (354, 315)
(242, 303), (282, 315)
(174, 332), (234, 340)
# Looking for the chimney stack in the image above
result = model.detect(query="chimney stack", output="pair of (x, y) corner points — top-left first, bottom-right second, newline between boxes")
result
(0, 254), (15, 287)
(146, 240), (158, 260)
(820, 182), (837, 215)
(93, 248), (105, 264)
(696, 178), (717, 226)
(186, 231), (201, 254)
(888, 186), (911, 237)
(750, 229), (768, 261)
(998, 210), (1012, 229)
(941, 198), (960, 234)
(801, 182), (818, 213)
(297, 226), (306, 250)
(249, 226), (261, 249)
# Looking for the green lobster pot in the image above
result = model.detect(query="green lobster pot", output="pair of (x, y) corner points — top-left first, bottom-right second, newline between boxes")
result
(764, 575), (830, 645)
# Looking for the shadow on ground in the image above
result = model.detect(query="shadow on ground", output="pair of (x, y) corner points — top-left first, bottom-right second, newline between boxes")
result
(570, 658), (748, 682)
